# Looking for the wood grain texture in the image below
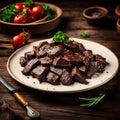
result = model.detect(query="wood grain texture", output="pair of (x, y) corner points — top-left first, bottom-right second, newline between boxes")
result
(0, 0), (120, 120)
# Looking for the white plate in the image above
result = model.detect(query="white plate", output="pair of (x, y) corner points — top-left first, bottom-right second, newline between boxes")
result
(7, 38), (119, 93)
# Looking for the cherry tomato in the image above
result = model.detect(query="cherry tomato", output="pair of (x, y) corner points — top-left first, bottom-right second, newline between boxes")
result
(14, 14), (27, 23)
(22, 7), (32, 16)
(27, 15), (36, 23)
(15, 3), (23, 12)
(19, 31), (30, 41)
(32, 6), (45, 19)
(22, 4), (29, 9)
(12, 35), (26, 49)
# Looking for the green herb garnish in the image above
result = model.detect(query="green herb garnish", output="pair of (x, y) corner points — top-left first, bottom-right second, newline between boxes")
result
(43, 5), (57, 20)
(24, 0), (35, 6)
(79, 93), (105, 107)
(71, 41), (79, 44)
(0, 5), (18, 22)
(41, 46), (46, 51)
(80, 32), (90, 38)
(52, 31), (70, 43)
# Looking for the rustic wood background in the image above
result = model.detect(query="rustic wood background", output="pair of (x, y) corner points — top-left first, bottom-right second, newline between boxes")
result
(0, 0), (120, 120)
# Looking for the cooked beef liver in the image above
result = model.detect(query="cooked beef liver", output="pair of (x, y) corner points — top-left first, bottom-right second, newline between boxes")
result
(34, 44), (50, 58)
(47, 45), (64, 58)
(19, 56), (27, 67)
(38, 41), (49, 48)
(60, 71), (73, 85)
(64, 53), (83, 65)
(79, 66), (87, 73)
(63, 42), (79, 52)
(52, 56), (71, 68)
(20, 40), (108, 86)
(31, 66), (48, 81)
(83, 50), (93, 57)
(46, 72), (60, 85)
(39, 56), (53, 66)
(78, 43), (86, 53)
(22, 58), (39, 75)
(71, 66), (88, 84)
(50, 66), (65, 76)
(87, 61), (99, 78)
(24, 51), (35, 60)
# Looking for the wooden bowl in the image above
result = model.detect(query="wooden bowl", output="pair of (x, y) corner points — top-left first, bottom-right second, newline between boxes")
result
(0, 2), (63, 34)
(82, 6), (108, 25)
(116, 18), (120, 33)
(115, 5), (120, 17)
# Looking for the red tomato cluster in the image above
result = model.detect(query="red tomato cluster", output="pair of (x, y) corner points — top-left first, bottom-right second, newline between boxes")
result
(14, 3), (45, 23)
(12, 31), (30, 48)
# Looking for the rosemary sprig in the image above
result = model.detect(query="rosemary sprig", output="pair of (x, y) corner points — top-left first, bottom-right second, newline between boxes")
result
(79, 93), (106, 107)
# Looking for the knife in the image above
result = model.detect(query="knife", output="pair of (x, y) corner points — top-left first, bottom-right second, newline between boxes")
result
(0, 76), (40, 118)
(0, 76), (27, 106)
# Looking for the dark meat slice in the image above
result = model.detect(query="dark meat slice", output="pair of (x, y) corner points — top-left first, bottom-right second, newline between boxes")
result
(35, 44), (50, 58)
(71, 66), (88, 84)
(87, 61), (99, 78)
(39, 56), (53, 66)
(97, 61), (108, 73)
(78, 43), (86, 53)
(79, 66), (87, 73)
(24, 51), (35, 60)
(52, 56), (71, 68)
(60, 71), (73, 85)
(50, 66), (65, 76)
(94, 54), (108, 72)
(63, 42), (79, 52)
(47, 45), (64, 58)
(38, 41), (49, 48)
(22, 58), (39, 75)
(83, 50), (93, 57)
(46, 72), (60, 85)
(94, 54), (106, 62)
(19, 56), (27, 67)
(31, 66), (48, 81)
(61, 50), (73, 56)
(83, 57), (91, 72)
(64, 53), (83, 65)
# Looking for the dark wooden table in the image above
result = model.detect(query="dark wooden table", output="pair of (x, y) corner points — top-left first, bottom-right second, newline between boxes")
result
(0, 0), (120, 120)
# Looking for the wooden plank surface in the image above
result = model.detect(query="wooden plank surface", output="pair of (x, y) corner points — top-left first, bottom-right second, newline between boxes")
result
(0, 0), (120, 120)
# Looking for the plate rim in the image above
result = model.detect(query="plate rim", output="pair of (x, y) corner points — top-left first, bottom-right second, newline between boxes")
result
(7, 38), (119, 93)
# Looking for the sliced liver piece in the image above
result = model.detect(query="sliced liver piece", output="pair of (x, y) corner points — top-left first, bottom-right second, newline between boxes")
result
(87, 61), (99, 78)
(22, 58), (39, 75)
(64, 53), (83, 65)
(37, 44), (50, 58)
(19, 56), (27, 67)
(38, 41), (49, 48)
(52, 56), (71, 68)
(78, 43), (86, 53)
(47, 45), (64, 58)
(31, 66), (48, 81)
(71, 66), (88, 84)
(83, 50), (93, 57)
(40, 56), (53, 66)
(60, 71), (73, 85)
(46, 72), (60, 85)
(63, 42), (80, 52)
(25, 50), (35, 60)
(50, 66), (65, 76)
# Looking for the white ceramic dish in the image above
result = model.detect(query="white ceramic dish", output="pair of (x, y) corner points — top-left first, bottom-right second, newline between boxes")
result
(7, 38), (119, 93)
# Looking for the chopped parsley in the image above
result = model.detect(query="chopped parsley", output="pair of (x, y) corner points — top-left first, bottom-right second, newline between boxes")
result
(80, 32), (90, 38)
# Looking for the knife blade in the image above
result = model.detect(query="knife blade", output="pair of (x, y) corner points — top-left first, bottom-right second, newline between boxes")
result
(0, 76), (28, 106)
(0, 76), (16, 92)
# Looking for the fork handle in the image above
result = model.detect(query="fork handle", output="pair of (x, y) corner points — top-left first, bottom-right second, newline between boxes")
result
(14, 92), (28, 106)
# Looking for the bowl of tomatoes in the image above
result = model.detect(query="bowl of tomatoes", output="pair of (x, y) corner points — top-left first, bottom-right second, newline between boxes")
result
(0, 1), (63, 34)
